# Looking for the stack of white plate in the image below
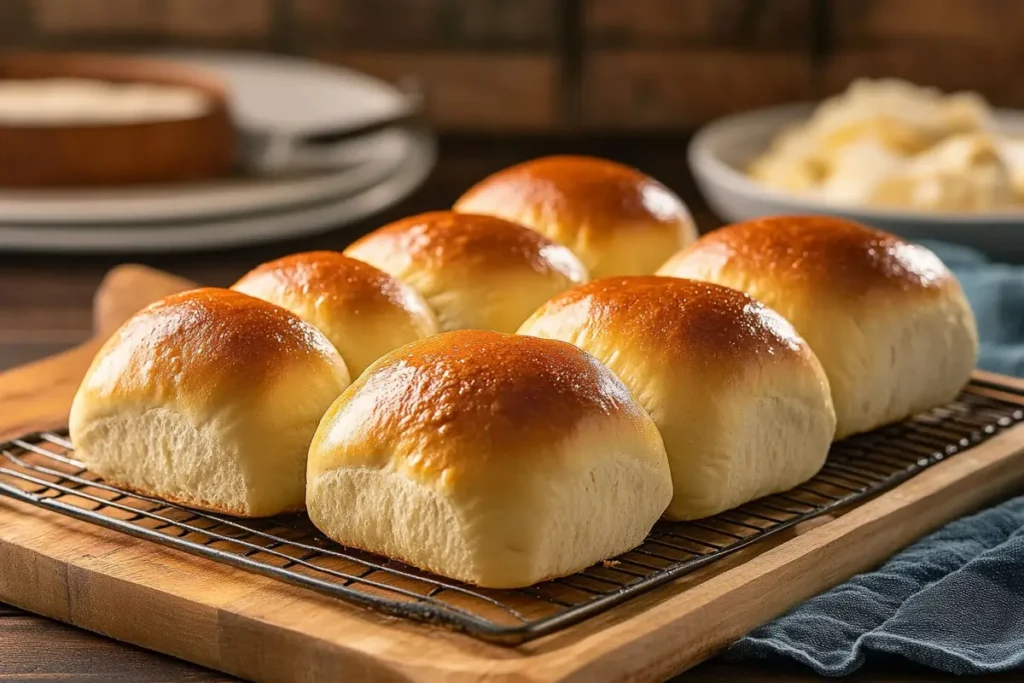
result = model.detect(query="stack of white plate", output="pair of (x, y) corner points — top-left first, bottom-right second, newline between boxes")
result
(0, 52), (436, 253)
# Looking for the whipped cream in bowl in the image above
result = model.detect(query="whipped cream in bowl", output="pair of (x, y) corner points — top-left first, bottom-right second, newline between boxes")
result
(746, 79), (1024, 213)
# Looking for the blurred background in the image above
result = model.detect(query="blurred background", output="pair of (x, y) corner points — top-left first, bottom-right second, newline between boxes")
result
(2, 0), (1017, 133)
(2, 0), (1023, 247)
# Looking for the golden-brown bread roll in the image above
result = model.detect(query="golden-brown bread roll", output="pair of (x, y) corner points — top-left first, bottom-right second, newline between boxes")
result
(69, 288), (351, 517)
(453, 155), (697, 278)
(657, 216), (979, 438)
(231, 251), (438, 377)
(519, 276), (835, 520)
(306, 330), (672, 588)
(344, 211), (587, 333)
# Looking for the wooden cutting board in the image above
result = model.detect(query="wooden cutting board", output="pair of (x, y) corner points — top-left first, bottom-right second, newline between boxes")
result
(2, 265), (1024, 683)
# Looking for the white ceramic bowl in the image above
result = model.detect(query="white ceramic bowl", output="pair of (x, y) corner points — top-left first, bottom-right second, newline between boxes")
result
(689, 102), (1024, 260)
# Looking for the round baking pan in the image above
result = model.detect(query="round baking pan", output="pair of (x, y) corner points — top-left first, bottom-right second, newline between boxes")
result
(0, 52), (235, 187)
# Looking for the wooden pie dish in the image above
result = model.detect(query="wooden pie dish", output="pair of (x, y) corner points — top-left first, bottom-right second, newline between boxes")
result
(0, 52), (235, 187)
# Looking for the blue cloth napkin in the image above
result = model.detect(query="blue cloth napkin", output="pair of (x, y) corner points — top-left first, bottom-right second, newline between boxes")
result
(726, 241), (1024, 676)
(920, 241), (1024, 378)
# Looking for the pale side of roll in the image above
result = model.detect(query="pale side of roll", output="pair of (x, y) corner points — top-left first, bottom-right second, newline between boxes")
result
(69, 288), (351, 517)
(519, 276), (836, 520)
(657, 216), (979, 438)
(232, 251), (438, 378)
(454, 155), (697, 278)
(306, 330), (672, 588)
(344, 211), (588, 333)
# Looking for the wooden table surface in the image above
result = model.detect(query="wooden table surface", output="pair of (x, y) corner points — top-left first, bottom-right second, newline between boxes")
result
(0, 137), (1019, 682)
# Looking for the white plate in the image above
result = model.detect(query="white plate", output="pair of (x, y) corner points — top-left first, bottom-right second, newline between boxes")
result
(0, 131), (436, 252)
(689, 103), (1024, 259)
(0, 51), (413, 225)
(0, 132), (409, 225)
(159, 50), (406, 136)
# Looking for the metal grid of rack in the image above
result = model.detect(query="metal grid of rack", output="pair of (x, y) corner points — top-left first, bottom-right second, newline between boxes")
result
(2, 377), (1022, 645)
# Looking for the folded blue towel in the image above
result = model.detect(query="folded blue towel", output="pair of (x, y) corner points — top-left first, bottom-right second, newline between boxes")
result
(727, 495), (1024, 675)
(725, 241), (1024, 676)
(921, 241), (1024, 377)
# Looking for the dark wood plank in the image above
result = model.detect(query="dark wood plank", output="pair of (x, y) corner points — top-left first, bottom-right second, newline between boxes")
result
(30, 0), (272, 38)
(585, 0), (813, 48)
(831, 0), (1024, 47)
(318, 52), (561, 131)
(823, 0), (1024, 108)
(0, 614), (236, 681)
(582, 49), (812, 129)
(292, 0), (557, 49)
(0, 0), (33, 47)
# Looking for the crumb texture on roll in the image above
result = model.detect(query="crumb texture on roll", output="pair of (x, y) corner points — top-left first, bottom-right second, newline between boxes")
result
(657, 216), (979, 438)
(69, 288), (351, 517)
(232, 251), (438, 377)
(519, 276), (835, 520)
(306, 330), (671, 588)
(344, 211), (588, 333)
(453, 155), (697, 278)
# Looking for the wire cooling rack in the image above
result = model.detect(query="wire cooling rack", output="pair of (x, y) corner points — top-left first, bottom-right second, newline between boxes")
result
(2, 377), (1023, 645)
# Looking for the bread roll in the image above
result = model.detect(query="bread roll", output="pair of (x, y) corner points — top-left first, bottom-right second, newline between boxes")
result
(453, 155), (696, 278)
(657, 216), (979, 438)
(519, 276), (835, 520)
(306, 330), (671, 588)
(69, 288), (351, 517)
(232, 251), (438, 377)
(344, 211), (587, 333)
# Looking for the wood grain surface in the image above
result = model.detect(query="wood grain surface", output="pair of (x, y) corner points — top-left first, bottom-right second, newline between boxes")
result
(322, 51), (561, 131)
(293, 0), (557, 48)
(581, 50), (813, 129)
(31, 0), (274, 43)
(584, 0), (814, 47)
(830, 0), (1024, 46)
(8, 0), (1024, 132)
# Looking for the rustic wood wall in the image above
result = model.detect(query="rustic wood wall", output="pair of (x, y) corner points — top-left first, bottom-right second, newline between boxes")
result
(3, 0), (1024, 131)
